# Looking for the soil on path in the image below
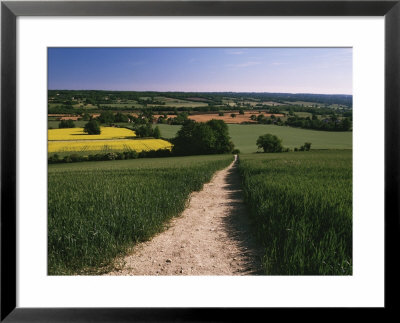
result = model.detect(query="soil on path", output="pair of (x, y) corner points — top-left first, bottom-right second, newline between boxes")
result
(106, 156), (264, 276)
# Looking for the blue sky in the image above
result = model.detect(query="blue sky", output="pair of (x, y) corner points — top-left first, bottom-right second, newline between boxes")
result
(48, 48), (352, 94)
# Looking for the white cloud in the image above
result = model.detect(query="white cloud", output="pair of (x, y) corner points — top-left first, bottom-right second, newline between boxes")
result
(225, 50), (245, 55)
(226, 61), (261, 68)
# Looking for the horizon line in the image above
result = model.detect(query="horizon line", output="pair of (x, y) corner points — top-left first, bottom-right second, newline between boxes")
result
(48, 89), (353, 96)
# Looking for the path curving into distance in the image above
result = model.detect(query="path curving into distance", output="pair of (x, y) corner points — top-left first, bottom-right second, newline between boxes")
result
(106, 156), (264, 276)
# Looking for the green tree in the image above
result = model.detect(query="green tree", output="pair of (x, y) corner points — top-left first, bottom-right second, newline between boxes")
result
(304, 142), (312, 151)
(257, 114), (264, 122)
(172, 120), (233, 156)
(98, 111), (115, 124)
(114, 112), (129, 123)
(135, 124), (153, 137)
(341, 117), (352, 131)
(153, 126), (161, 139)
(58, 119), (75, 128)
(173, 112), (189, 125)
(83, 120), (101, 135)
(206, 119), (234, 153)
(256, 134), (283, 153)
(82, 113), (91, 121)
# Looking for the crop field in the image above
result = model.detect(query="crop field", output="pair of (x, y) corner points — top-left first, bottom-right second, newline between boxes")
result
(48, 120), (133, 130)
(48, 139), (172, 154)
(98, 102), (143, 109)
(187, 111), (284, 124)
(152, 96), (208, 108)
(238, 150), (352, 275)
(154, 124), (352, 153)
(48, 127), (136, 141)
(154, 124), (181, 139)
(48, 120), (88, 129)
(48, 154), (234, 275)
(48, 127), (172, 155)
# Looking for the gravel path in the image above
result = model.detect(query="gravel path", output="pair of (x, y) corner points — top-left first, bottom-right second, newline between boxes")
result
(106, 156), (264, 276)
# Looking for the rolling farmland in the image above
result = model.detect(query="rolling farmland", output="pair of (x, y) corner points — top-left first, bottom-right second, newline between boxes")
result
(47, 123), (352, 276)
(46, 48), (354, 277)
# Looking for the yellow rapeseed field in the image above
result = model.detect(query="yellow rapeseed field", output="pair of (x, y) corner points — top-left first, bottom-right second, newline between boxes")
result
(48, 139), (173, 153)
(48, 126), (173, 154)
(48, 127), (136, 141)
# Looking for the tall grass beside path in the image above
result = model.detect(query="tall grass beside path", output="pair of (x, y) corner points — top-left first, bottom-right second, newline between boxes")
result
(238, 150), (352, 275)
(48, 155), (233, 275)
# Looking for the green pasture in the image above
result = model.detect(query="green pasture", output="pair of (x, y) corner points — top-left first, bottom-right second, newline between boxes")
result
(155, 124), (352, 153)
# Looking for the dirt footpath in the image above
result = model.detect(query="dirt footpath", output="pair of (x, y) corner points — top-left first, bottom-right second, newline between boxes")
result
(106, 156), (264, 276)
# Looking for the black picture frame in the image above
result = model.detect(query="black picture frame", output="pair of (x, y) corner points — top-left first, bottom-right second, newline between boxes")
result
(1, 0), (399, 321)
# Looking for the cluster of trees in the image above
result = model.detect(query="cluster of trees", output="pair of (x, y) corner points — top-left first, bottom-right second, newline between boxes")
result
(286, 105), (347, 117)
(133, 124), (161, 138)
(251, 114), (283, 125)
(256, 134), (312, 153)
(172, 119), (234, 156)
(58, 120), (75, 128)
(223, 92), (352, 107)
(285, 115), (352, 131)
(250, 112), (352, 131)
(82, 111), (161, 137)
(97, 111), (130, 124)
(48, 149), (173, 164)
(49, 90), (352, 115)
(48, 105), (79, 114)
(166, 112), (189, 125)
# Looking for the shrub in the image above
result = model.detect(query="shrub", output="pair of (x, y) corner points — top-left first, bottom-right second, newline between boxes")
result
(299, 142), (312, 151)
(48, 154), (60, 163)
(124, 151), (138, 159)
(116, 152), (125, 160)
(63, 156), (72, 163)
(105, 152), (117, 160)
(70, 154), (82, 162)
(98, 111), (115, 124)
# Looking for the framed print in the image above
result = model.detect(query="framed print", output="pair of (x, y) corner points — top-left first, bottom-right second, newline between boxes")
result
(1, 0), (399, 321)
